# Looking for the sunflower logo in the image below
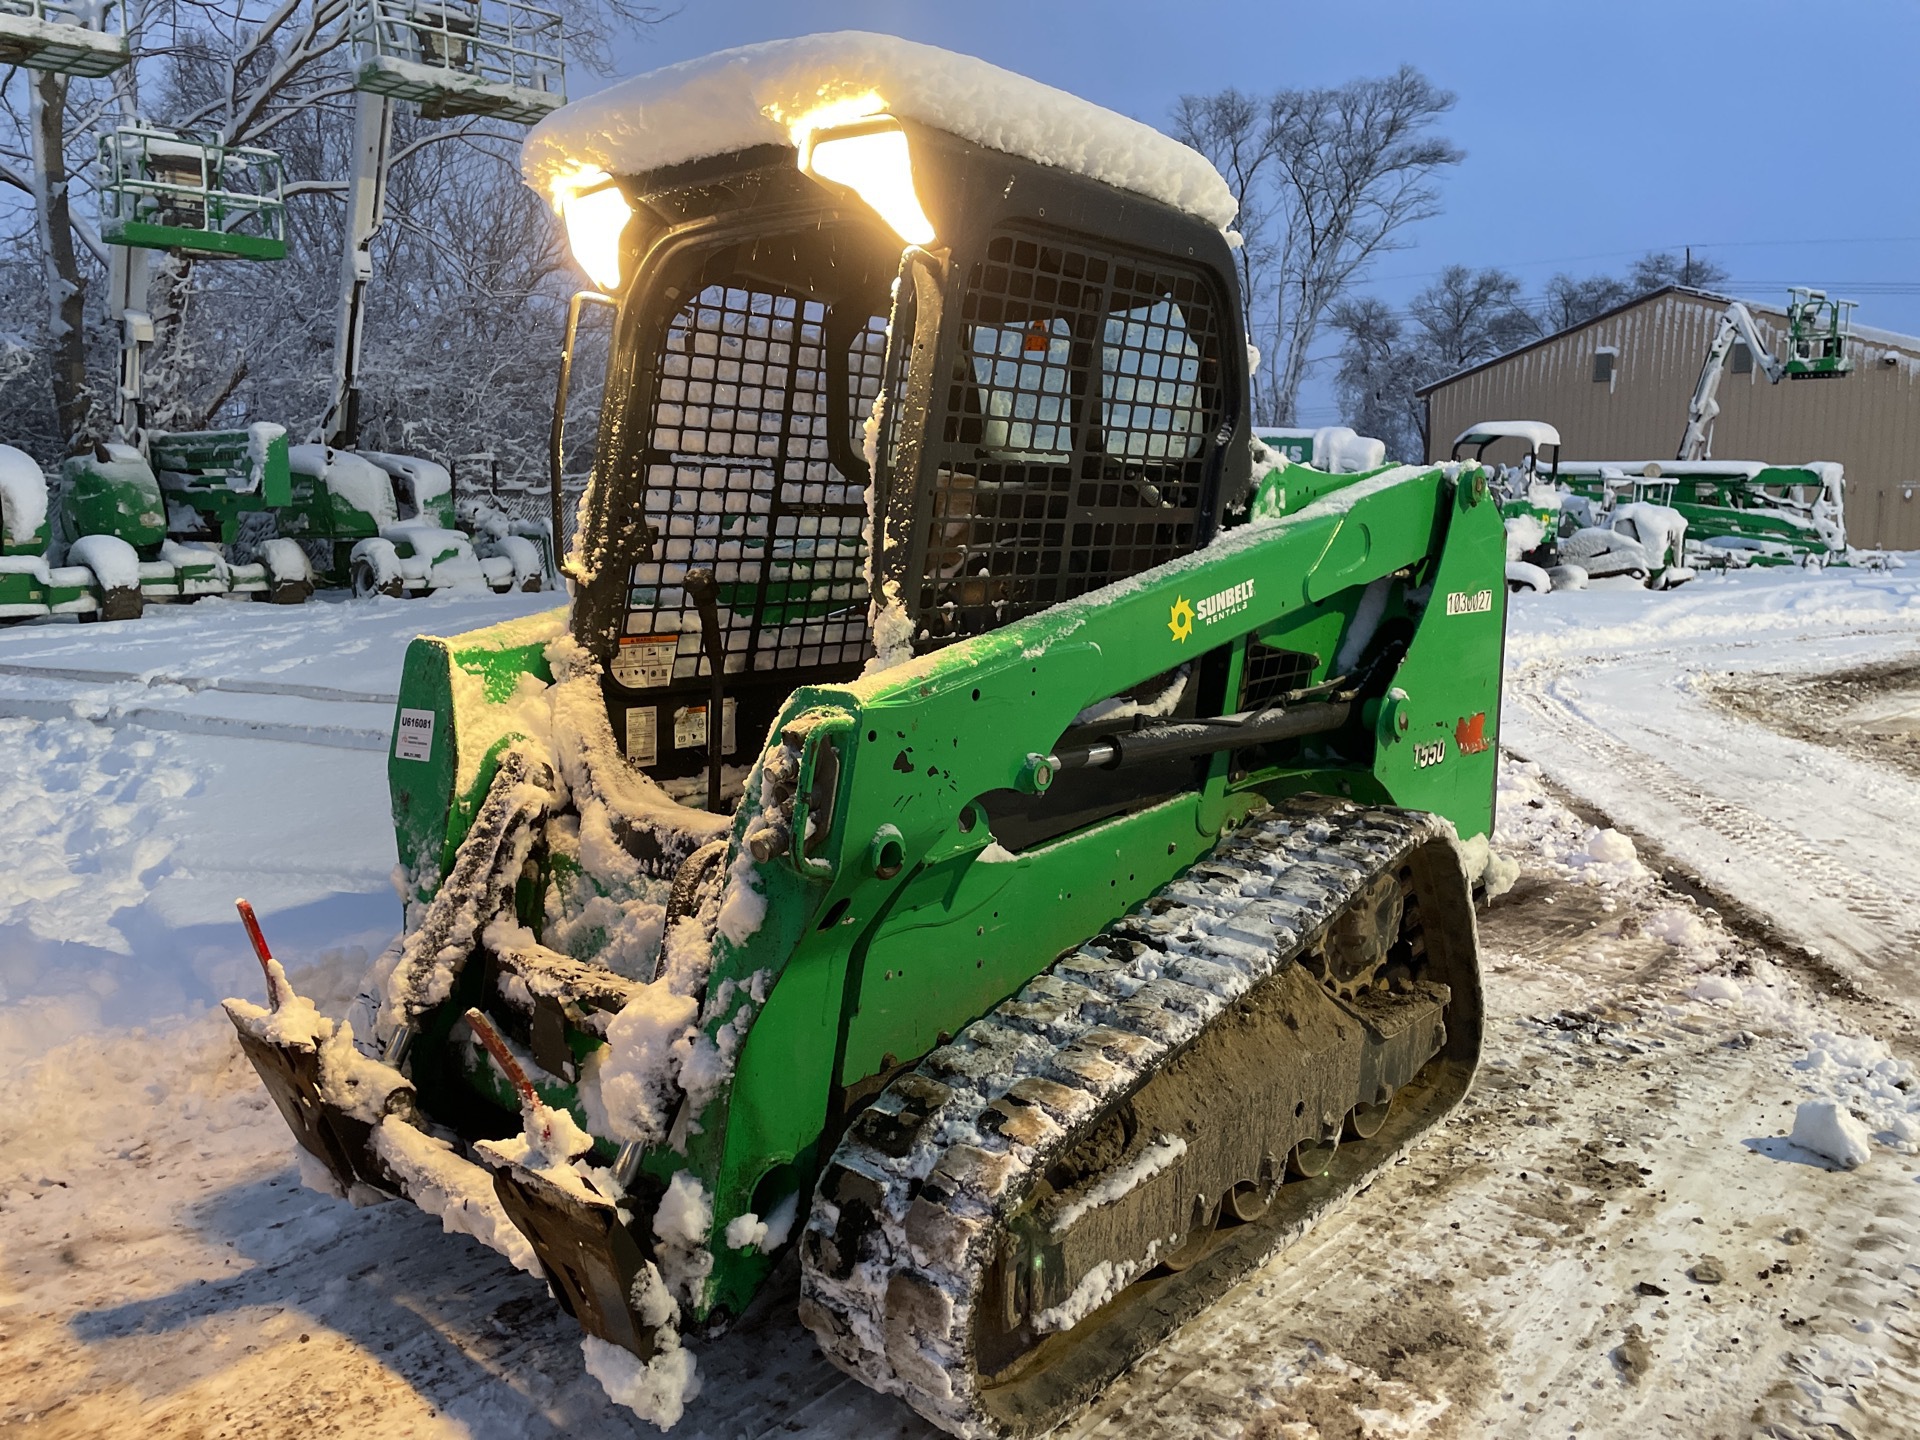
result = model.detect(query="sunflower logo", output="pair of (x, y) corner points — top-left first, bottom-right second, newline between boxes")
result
(1168, 595), (1195, 643)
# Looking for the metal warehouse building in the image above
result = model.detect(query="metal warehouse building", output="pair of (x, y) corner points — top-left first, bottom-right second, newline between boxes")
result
(1419, 285), (1920, 550)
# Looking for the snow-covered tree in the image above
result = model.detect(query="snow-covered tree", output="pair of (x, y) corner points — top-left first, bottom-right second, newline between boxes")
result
(0, 0), (658, 472)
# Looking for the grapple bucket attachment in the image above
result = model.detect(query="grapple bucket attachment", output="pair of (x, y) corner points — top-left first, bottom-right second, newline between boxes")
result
(227, 1023), (404, 1198)
(491, 1165), (659, 1355)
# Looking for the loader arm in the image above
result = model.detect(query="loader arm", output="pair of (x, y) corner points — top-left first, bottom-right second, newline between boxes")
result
(679, 457), (1505, 1317)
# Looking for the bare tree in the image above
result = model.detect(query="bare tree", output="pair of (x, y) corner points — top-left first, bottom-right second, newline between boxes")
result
(1628, 248), (1729, 293)
(1176, 68), (1463, 426)
(1331, 264), (1539, 459)
(1539, 271), (1632, 333)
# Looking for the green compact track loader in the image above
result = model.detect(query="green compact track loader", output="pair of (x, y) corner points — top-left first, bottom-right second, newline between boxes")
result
(227, 34), (1507, 1437)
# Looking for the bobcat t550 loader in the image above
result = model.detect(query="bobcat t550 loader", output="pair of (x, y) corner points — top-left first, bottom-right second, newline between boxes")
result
(227, 33), (1507, 1436)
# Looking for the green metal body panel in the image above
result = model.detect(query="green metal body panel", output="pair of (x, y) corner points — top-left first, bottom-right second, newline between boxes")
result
(384, 455), (1506, 1322)
(277, 477), (386, 585)
(58, 451), (166, 551)
(2, 517), (49, 558)
(0, 572), (49, 613)
(151, 428), (294, 544)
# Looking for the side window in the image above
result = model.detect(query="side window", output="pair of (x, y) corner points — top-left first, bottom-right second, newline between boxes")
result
(968, 317), (1075, 461)
(1102, 299), (1205, 462)
(917, 233), (1225, 645)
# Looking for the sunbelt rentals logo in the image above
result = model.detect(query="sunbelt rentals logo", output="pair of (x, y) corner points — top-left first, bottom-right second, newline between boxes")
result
(1170, 578), (1256, 644)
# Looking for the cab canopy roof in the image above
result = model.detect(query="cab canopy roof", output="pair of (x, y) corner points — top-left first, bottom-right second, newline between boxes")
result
(520, 30), (1237, 230)
(1452, 420), (1562, 451)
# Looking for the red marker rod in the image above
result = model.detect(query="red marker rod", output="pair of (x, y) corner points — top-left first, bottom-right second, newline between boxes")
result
(463, 1008), (540, 1109)
(235, 898), (295, 1011)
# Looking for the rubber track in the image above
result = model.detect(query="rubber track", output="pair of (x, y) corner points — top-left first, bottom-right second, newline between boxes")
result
(798, 798), (1465, 1438)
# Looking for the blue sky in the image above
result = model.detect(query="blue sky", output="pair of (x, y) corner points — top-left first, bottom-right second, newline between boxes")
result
(608, 2), (1920, 423)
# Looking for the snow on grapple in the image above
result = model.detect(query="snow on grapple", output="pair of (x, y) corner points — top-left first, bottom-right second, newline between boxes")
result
(225, 34), (1507, 1435)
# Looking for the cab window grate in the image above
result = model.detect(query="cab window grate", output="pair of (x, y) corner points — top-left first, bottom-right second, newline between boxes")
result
(1239, 643), (1318, 711)
(620, 286), (886, 682)
(918, 230), (1223, 644)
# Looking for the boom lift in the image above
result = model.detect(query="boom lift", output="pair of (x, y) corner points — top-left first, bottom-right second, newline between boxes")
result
(0, 0), (128, 77)
(30, 125), (313, 620)
(226, 35), (1508, 1437)
(317, 0), (566, 591)
(1678, 287), (1855, 461)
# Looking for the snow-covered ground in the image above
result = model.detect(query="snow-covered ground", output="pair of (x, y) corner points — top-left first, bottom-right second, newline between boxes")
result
(1504, 564), (1920, 1018)
(3, 568), (1918, 1439)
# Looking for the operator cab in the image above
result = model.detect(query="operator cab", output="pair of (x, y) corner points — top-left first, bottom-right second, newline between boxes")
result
(1450, 420), (1561, 483)
(551, 106), (1250, 803)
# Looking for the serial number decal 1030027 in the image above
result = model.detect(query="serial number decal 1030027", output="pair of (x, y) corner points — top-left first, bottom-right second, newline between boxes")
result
(1445, 588), (1494, 616)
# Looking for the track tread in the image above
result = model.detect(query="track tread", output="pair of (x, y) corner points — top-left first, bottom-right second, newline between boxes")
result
(799, 798), (1465, 1437)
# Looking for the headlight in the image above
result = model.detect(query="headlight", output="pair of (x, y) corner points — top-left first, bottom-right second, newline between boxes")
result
(555, 171), (632, 292)
(797, 115), (934, 248)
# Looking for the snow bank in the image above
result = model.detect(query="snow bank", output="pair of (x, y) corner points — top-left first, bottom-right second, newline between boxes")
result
(0, 443), (47, 545)
(523, 32), (1236, 230)
(1789, 1099), (1872, 1169)
(1505, 563), (1920, 663)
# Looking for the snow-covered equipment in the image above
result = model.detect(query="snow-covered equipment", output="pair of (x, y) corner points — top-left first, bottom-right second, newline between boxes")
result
(1454, 424), (1583, 592)
(0, 0), (128, 77)
(1678, 288), (1855, 462)
(149, 425), (306, 603)
(0, 443), (55, 619)
(1560, 459), (1846, 569)
(227, 33), (1508, 1438)
(324, 0), (567, 451)
(349, 0), (565, 124)
(41, 442), (308, 619)
(97, 125), (286, 261)
(1254, 425), (1388, 473)
(280, 444), (514, 595)
(430, 450), (554, 590)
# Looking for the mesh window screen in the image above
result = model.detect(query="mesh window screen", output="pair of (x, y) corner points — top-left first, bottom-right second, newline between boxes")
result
(921, 231), (1223, 643)
(1239, 643), (1318, 711)
(616, 287), (886, 688)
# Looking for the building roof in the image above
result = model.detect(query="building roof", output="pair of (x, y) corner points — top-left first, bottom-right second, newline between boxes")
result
(1414, 284), (1920, 397)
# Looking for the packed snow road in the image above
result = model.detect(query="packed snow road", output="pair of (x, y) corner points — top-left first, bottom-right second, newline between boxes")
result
(1, 569), (1917, 1439)
(1503, 565), (1920, 1023)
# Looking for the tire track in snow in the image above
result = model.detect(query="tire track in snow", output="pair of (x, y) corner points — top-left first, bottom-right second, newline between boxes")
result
(1506, 658), (1920, 1015)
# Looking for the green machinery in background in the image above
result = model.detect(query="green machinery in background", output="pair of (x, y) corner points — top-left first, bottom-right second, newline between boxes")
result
(5, 12), (558, 623)
(2, 121), (311, 621)
(226, 35), (1509, 1438)
(1558, 460), (1847, 568)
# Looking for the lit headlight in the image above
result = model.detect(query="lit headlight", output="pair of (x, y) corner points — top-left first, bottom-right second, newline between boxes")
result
(797, 115), (935, 248)
(555, 171), (632, 292)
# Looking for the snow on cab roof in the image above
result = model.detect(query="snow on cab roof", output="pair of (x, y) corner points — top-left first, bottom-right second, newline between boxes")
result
(520, 31), (1238, 231)
(1454, 420), (1562, 449)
